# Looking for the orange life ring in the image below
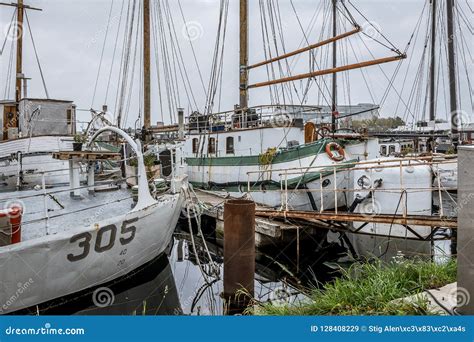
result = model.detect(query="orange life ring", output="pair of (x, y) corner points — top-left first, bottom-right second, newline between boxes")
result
(325, 142), (345, 161)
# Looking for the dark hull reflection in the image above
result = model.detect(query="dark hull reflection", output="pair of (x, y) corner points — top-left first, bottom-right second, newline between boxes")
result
(11, 225), (340, 316)
(171, 226), (341, 315)
(13, 253), (182, 316)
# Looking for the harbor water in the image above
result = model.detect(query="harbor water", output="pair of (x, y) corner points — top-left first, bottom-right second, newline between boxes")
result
(11, 224), (339, 316)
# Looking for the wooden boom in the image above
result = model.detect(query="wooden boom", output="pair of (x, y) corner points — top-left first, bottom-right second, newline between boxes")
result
(247, 27), (361, 70)
(247, 54), (406, 89)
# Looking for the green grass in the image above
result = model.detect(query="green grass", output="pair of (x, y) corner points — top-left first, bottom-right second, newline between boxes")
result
(254, 258), (457, 316)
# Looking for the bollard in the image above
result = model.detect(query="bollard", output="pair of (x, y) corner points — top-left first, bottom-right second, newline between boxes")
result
(223, 199), (255, 315)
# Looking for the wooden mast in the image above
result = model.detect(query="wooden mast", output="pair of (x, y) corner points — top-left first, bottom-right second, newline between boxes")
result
(446, 0), (458, 258)
(427, 0), (437, 152)
(15, 0), (24, 123)
(143, 0), (151, 129)
(244, 0), (403, 126)
(0, 1), (41, 137)
(331, 0), (337, 131)
(239, 0), (249, 125)
(446, 0), (458, 147)
(429, 0), (436, 123)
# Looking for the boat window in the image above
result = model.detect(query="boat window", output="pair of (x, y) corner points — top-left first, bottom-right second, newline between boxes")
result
(380, 145), (387, 156)
(389, 145), (396, 154)
(208, 137), (216, 154)
(226, 136), (234, 154)
(192, 138), (199, 153)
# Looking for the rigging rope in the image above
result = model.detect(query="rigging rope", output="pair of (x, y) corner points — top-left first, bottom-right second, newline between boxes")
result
(177, 0), (208, 97)
(0, 9), (16, 56)
(25, 11), (50, 99)
(105, 0), (125, 106)
(91, 0), (115, 107)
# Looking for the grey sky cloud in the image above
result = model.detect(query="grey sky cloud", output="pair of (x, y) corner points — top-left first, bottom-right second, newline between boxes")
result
(1, 0), (472, 128)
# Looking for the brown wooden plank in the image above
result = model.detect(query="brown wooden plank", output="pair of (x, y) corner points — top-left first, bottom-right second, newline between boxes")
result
(52, 151), (121, 161)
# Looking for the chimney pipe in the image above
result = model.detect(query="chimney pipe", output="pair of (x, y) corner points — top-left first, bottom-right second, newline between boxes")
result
(178, 108), (185, 139)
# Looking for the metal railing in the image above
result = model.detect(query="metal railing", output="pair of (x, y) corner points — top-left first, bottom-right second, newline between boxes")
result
(186, 104), (321, 132)
(245, 156), (457, 219)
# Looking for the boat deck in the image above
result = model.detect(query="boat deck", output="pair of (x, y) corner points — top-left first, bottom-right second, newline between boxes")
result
(0, 185), (133, 242)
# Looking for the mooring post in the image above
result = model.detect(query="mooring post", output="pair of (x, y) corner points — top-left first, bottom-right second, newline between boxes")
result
(457, 145), (474, 314)
(223, 199), (255, 315)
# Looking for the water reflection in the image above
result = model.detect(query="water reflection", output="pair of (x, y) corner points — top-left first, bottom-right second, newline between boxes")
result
(14, 226), (338, 315)
(15, 252), (182, 315)
(171, 226), (338, 315)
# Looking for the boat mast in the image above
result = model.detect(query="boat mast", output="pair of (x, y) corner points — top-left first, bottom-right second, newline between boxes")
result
(429, 0), (436, 123)
(331, 0), (337, 132)
(240, 0), (249, 126)
(143, 0), (151, 129)
(0, 0), (41, 133)
(427, 0), (437, 152)
(15, 0), (24, 121)
(446, 0), (459, 147)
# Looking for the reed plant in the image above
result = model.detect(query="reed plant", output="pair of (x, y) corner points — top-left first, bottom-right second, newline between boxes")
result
(255, 258), (456, 316)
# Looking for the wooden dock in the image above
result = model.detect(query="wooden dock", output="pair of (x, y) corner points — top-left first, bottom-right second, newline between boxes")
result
(193, 189), (319, 247)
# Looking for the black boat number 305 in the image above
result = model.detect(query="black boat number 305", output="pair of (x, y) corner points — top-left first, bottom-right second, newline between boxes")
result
(67, 218), (138, 262)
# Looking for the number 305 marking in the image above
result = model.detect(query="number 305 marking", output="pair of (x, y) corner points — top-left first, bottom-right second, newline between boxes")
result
(67, 218), (137, 262)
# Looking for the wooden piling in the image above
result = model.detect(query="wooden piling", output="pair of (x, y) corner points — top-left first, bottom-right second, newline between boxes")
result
(223, 199), (255, 315)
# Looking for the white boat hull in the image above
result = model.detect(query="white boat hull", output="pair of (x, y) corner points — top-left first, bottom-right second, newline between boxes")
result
(0, 136), (74, 190)
(0, 194), (183, 314)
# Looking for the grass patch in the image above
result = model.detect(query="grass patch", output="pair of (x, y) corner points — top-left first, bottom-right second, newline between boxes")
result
(254, 258), (456, 316)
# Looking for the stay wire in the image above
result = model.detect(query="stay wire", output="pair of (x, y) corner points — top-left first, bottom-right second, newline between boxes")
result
(91, 0), (115, 107)
(25, 11), (50, 98)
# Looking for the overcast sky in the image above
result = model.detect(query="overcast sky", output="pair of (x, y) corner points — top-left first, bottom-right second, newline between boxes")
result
(0, 0), (472, 128)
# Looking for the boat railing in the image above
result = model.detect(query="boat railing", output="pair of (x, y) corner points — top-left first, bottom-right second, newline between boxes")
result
(0, 175), (133, 236)
(0, 153), (138, 182)
(0, 153), (153, 236)
(186, 104), (320, 132)
(246, 156), (457, 219)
